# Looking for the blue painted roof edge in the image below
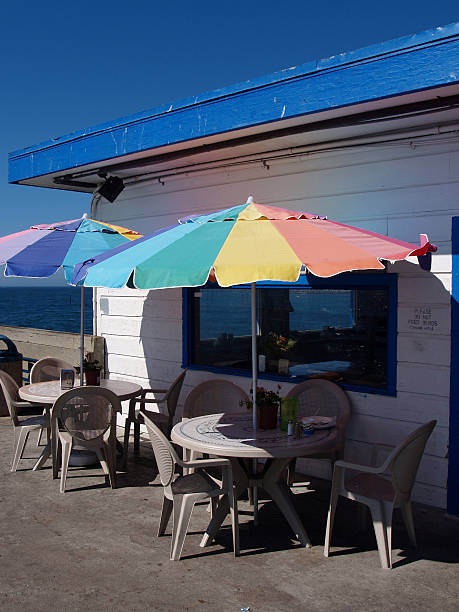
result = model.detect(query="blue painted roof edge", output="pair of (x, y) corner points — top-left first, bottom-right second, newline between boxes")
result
(8, 21), (459, 183)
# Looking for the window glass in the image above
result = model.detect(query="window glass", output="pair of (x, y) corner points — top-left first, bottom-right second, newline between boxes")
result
(189, 282), (391, 391)
(194, 289), (252, 370)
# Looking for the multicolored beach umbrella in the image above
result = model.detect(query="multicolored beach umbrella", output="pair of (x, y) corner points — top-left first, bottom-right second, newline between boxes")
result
(72, 197), (436, 426)
(73, 198), (435, 289)
(0, 214), (140, 283)
(0, 214), (141, 380)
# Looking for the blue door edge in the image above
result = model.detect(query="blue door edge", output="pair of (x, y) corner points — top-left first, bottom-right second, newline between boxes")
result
(448, 217), (459, 515)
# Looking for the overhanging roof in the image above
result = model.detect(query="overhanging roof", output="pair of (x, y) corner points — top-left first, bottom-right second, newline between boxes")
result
(8, 22), (459, 190)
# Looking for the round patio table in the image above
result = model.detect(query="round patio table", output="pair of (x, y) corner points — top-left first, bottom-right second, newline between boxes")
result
(171, 412), (338, 548)
(19, 379), (142, 404)
(19, 379), (142, 469)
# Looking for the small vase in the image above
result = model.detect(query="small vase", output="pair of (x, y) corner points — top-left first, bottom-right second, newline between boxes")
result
(84, 368), (101, 386)
(280, 397), (298, 432)
(257, 402), (278, 429)
(278, 358), (289, 375)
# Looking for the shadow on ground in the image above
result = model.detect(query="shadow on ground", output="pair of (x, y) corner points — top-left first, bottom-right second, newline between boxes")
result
(0, 417), (458, 612)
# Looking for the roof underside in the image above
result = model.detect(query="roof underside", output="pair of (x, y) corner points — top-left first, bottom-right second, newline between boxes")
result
(8, 22), (459, 192)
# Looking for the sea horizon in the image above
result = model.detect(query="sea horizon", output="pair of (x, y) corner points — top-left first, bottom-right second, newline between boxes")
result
(0, 286), (93, 334)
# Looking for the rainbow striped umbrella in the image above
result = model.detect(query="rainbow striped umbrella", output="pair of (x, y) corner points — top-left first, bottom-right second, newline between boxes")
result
(0, 215), (140, 283)
(73, 198), (435, 289)
(0, 214), (141, 379)
(72, 198), (435, 423)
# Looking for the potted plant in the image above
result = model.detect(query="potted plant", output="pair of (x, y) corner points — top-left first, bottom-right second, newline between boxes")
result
(75, 352), (102, 386)
(240, 385), (281, 429)
(264, 332), (297, 374)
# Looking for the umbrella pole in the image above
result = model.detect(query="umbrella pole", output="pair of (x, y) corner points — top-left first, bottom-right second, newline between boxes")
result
(80, 285), (85, 386)
(251, 282), (257, 429)
(251, 282), (259, 525)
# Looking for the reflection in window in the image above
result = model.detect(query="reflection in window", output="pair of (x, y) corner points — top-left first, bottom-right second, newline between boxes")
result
(189, 281), (391, 391)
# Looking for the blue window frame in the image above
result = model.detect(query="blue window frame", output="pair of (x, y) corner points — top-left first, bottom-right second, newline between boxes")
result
(183, 273), (397, 396)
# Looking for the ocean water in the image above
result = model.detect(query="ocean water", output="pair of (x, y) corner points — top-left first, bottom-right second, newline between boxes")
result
(0, 286), (351, 338)
(0, 287), (93, 334)
(199, 288), (353, 338)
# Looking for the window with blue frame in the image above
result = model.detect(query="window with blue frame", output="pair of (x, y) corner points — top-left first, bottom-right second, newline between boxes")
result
(183, 274), (397, 395)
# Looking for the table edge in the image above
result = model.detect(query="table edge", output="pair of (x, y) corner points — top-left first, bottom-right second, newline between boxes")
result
(19, 380), (142, 404)
(171, 414), (338, 459)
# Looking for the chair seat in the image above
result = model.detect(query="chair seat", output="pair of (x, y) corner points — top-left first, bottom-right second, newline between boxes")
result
(345, 472), (395, 502)
(14, 402), (46, 416)
(73, 429), (108, 441)
(171, 470), (221, 495)
(18, 415), (49, 429)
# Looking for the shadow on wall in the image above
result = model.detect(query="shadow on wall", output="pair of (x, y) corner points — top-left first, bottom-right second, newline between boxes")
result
(139, 286), (253, 422)
(135, 257), (452, 428)
(131, 252), (458, 510)
(139, 288), (189, 420)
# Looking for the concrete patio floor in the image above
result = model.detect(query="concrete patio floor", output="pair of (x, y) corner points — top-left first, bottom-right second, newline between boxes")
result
(1, 416), (458, 612)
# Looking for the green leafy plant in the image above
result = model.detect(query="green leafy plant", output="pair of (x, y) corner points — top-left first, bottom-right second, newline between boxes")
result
(75, 352), (101, 373)
(240, 385), (282, 410)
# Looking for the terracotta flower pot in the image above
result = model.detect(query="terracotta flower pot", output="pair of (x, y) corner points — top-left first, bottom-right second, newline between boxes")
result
(84, 368), (101, 386)
(257, 402), (279, 429)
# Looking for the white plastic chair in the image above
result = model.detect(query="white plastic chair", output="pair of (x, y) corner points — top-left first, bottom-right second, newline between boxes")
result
(0, 370), (49, 472)
(30, 356), (76, 383)
(142, 411), (239, 561)
(181, 379), (249, 469)
(285, 379), (351, 484)
(30, 357), (76, 446)
(324, 420), (436, 569)
(122, 369), (187, 469)
(181, 379), (254, 511)
(182, 378), (249, 419)
(51, 386), (121, 492)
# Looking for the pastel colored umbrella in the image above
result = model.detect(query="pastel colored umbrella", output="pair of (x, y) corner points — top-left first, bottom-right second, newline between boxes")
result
(0, 214), (141, 380)
(72, 197), (435, 420)
(73, 199), (435, 289)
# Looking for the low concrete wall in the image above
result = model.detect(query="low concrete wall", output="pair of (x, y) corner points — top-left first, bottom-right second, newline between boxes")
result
(0, 325), (105, 376)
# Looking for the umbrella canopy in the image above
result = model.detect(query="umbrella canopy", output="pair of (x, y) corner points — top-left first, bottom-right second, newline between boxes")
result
(72, 198), (435, 421)
(0, 214), (141, 381)
(73, 199), (435, 289)
(0, 215), (140, 283)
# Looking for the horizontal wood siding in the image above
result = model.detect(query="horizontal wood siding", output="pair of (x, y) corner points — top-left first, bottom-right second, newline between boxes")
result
(96, 132), (459, 508)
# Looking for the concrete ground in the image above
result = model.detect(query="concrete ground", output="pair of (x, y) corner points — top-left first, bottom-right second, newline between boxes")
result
(0, 417), (458, 612)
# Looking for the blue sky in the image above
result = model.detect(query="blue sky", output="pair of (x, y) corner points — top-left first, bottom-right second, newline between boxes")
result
(2, 0), (458, 284)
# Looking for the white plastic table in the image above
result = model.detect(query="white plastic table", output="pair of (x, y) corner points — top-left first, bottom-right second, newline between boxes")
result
(171, 412), (338, 548)
(19, 379), (142, 404)
(19, 379), (142, 469)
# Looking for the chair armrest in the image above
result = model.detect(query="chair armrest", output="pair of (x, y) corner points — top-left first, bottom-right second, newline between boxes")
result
(140, 388), (169, 395)
(334, 459), (386, 475)
(133, 397), (167, 405)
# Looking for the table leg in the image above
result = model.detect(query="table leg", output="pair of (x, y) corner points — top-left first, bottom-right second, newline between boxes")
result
(252, 458), (259, 527)
(200, 455), (312, 549)
(200, 458), (248, 548)
(32, 440), (51, 471)
(33, 409), (52, 472)
(262, 457), (312, 547)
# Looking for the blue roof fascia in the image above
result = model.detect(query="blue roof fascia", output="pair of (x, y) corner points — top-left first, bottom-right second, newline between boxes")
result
(8, 22), (459, 184)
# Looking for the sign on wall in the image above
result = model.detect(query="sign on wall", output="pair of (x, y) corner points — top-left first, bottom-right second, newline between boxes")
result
(407, 306), (440, 332)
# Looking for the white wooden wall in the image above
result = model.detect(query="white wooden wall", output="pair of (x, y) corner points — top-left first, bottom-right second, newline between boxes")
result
(96, 132), (459, 508)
